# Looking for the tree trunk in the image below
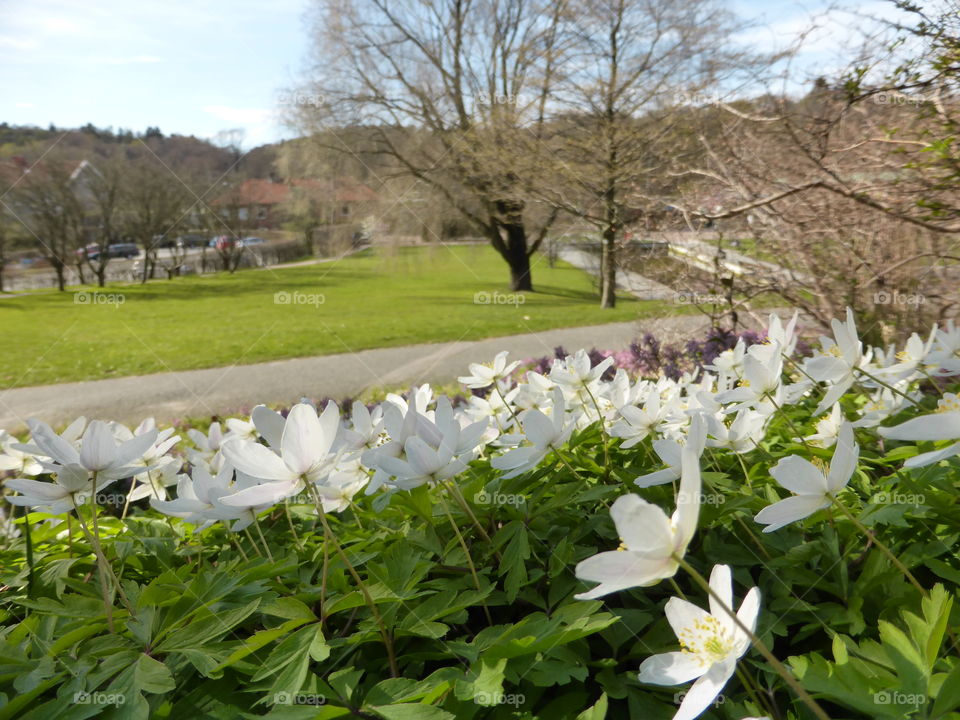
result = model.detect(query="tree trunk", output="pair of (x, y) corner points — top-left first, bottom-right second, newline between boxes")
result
(54, 261), (65, 291)
(97, 266), (106, 287)
(507, 239), (533, 291)
(600, 225), (616, 308)
(494, 200), (533, 291)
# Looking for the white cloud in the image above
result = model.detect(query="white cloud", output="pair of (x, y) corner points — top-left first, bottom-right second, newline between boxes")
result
(14, 102), (35, 108)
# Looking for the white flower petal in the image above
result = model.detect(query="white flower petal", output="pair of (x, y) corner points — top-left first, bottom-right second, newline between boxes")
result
(755, 494), (830, 532)
(638, 652), (705, 686)
(674, 658), (736, 720)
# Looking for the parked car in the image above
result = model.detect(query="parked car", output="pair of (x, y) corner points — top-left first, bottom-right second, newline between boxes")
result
(240, 236), (265, 247)
(107, 243), (140, 259)
(177, 235), (207, 249)
(210, 236), (237, 251)
(76, 243), (101, 260)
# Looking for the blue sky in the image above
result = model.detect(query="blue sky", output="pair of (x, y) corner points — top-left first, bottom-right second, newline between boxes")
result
(0, 0), (894, 148)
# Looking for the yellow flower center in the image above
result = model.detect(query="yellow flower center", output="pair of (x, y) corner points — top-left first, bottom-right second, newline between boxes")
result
(812, 457), (830, 475)
(937, 395), (960, 413)
(678, 615), (734, 666)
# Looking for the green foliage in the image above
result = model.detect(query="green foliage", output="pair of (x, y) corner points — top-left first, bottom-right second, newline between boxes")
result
(2, 385), (960, 718)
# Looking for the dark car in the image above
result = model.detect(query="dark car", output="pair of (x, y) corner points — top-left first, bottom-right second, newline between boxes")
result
(178, 235), (207, 249)
(107, 243), (140, 259)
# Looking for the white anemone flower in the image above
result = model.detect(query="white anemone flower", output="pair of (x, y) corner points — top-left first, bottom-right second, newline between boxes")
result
(372, 397), (487, 490)
(220, 402), (341, 507)
(0, 430), (43, 476)
(638, 564), (760, 720)
(4, 465), (103, 515)
(877, 393), (960, 468)
(926, 320), (960, 375)
(549, 349), (614, 390)
(766, 310), (799, 357)
(458, 350), (520, 389)
(152, 465), (261, 531)
(755, 422), (858, 532)
(187, 421), (227, 472)
(715, 342), (783, 412)
(803, 403), (844, 448)
(634, 414), (707, 488)
(339, 402), (385, 454)
(610, 389), (677, 448)
(491, 388), (574, 478)
(803, 308), (869, 414)
(24, 418), (157, 482)
(705, 410), (766, 454)
(574, 442), (702, 598)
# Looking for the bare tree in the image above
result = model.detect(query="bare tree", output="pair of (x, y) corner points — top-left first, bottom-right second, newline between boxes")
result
(123, 163), (191, 284)
(297, 0), (568, 290)
(9, 160), (85, 292)
(79, 158), (126, 287)
(536, 0), (762, 307)
(673, 2), (960, 339)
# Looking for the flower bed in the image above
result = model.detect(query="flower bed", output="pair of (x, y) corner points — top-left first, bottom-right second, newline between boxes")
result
(1, 310), (959, 719)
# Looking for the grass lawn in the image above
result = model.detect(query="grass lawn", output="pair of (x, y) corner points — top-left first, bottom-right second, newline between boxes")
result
(0, 245), (673, 389)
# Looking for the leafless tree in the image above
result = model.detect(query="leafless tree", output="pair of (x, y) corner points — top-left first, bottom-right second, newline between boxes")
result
(8, 160), (85, 292)
(297, 0), (568, 290)
(123, 163), (191, 283)
(672, 2), (960, 340)
(534, 0), (764, 307)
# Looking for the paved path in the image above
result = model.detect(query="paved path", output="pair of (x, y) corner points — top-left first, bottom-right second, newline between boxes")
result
(0, 315), (730, 431)
(558, 248), (676, 300)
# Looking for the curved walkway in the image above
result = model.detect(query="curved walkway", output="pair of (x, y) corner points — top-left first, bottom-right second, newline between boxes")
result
(0, 314), (734, 430)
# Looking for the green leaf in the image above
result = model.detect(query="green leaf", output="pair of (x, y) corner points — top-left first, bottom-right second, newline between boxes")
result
(253, 623), (325, 682)
(576, 693), (608, 720)
(368, 705), (454, 720)
(932, 662), (960, 717)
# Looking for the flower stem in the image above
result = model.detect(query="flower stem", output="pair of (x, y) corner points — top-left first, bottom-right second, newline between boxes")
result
(443, 480), (495, 546)
(283, 501), (304, 552)
(317, 511), (399, 677)
(830, 496), (926, 597)
(253, 515), (275, 562)
(855, 367), (920, 408)
(438, 495), (493, 625)
(674, 556), (831, 720)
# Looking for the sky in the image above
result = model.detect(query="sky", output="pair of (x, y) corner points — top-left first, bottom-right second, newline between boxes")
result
(0, 0), (900, 149)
